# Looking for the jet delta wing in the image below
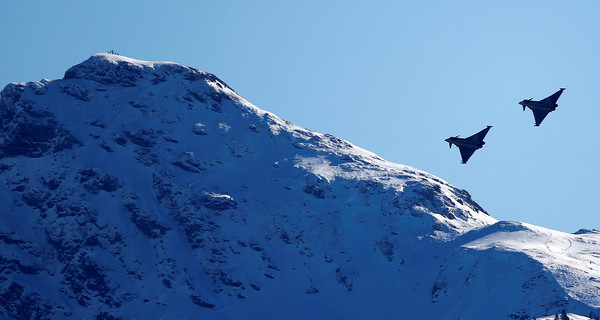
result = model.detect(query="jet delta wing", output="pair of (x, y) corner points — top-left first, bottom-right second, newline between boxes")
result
(458, 147), (477, 165)
(519, 88), (565, 126)
(532, 109), (550, 127)
(445, 126), (492, 164)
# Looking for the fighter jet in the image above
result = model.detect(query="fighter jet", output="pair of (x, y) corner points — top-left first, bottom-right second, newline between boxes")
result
(445, 126), (492, 164)
(519, 88), (565, 126)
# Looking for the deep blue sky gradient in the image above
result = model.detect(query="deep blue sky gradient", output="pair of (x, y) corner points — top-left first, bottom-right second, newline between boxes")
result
(2, 1), (599, 232)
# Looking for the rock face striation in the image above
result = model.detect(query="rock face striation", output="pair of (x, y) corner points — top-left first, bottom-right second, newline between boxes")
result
(0, 54), (598, 320)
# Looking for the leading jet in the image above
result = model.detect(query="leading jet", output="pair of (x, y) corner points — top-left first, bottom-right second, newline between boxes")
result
(519, 88), (565, 126)
(445, 126), (492, 164)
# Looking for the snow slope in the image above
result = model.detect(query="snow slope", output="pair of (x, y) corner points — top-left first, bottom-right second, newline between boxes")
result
(0, 53), (598, 320)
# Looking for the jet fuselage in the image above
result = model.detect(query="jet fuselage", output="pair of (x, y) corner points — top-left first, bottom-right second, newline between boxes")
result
(519, 100), (557, 112)
(445, 137), (484, 150)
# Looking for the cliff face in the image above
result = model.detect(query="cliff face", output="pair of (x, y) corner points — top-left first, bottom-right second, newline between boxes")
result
(0, 53), (597, 320)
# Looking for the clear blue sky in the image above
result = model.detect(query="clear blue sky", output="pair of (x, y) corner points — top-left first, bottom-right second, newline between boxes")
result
(2, 1), (599, 233)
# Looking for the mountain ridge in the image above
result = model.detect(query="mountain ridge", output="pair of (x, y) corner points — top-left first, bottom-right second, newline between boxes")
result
(0, 53), (597, 320)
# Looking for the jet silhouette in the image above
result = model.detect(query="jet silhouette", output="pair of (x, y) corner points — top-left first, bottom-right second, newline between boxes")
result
(519, 88), (565, 126)
(445, 126), (492, 164)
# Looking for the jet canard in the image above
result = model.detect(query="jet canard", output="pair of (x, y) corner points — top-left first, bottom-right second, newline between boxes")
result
(445, 126), (492, 164)
(519, 88), (565, 126)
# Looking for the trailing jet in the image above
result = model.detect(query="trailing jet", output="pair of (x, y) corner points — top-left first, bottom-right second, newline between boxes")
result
(445, 126), (492, 164)
(519, 88), (565, 126)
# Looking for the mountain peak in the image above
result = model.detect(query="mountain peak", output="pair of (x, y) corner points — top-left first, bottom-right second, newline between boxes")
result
(81, 52), (174, 69)
(56, 54), (494, 235)
(63, 53), (231, 90)
(1, 54), (598, 319)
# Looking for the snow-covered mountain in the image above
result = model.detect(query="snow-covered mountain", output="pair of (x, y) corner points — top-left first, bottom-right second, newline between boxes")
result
(0, 53), (598, 320)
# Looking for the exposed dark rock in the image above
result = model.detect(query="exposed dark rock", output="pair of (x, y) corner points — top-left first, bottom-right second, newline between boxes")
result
(21, 188), (51, 210)
(216, 270), (243, 287)
(306, 286), (320, 294)
(62, 252), (116, 307)
(452, 187), (488, 215)
(76, 168), (121, 194)
(100, 142), (114, 152)
(150, 73), (166, 84)
(114, 137), (127, 146)
(190, 296), (215, 309)
(431, 280), (448, 303)
(335, 268), (353, 292)
(192, 123), (207, 136)
(0, 282), (55, 320)
(402, 182), (459, 220)
(0, 94), (80, 158)
(249, 283), (260, 291)
(507, 310), (531, 320)
(95, 312), (126, 320)
(125, 202), (168, 238)
(201, 192), (237, 211)
(172, 157), (206, 173)
(62, 83), (90, 101)
(207, 92), (228, 105)
(376, 239), (394, 262)
(41, 172), (65, 190)
(302, 184), (325, 199)
(0, 255), (42, 275)
(125, 128), (157, 148)
(574, 229), (600, 235)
